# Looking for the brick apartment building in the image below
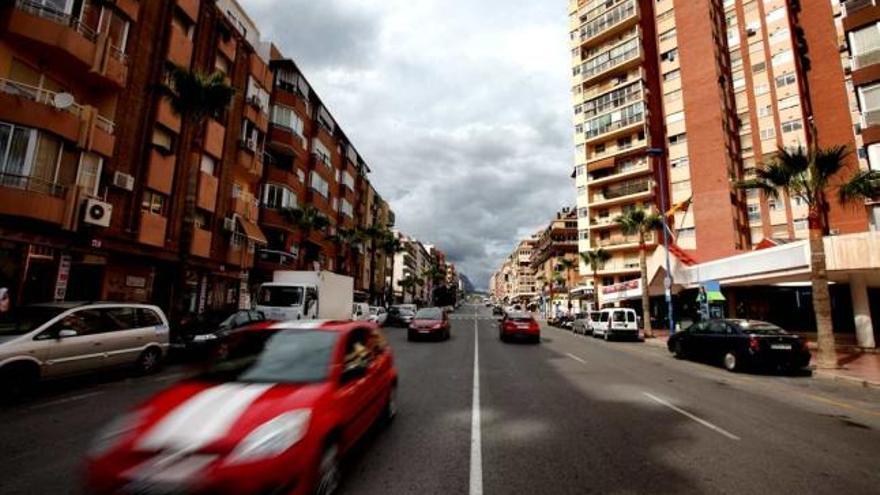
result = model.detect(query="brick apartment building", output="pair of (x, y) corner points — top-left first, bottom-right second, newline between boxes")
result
(0, 0), (395, 317)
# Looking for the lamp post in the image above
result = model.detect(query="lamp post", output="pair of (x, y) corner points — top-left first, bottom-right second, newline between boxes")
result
(647, 147), (675, 336)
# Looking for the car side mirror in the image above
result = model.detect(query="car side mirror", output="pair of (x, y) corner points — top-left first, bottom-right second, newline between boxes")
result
(341, 363), (367, 384)
(58, 329), (78, 339)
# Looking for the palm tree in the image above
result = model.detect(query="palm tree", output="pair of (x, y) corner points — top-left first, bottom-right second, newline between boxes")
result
(615, 208), (663, 338)
(580, 248), (611, 310)
(422, 263), (447, 305)
(282, 206), (331, 269)
(327, 227), (364, 276)
(381, 234), (405, 305)
(361, 225), (387, 304)
(737, 145), (879, 368)
(167, 64), (234, 315)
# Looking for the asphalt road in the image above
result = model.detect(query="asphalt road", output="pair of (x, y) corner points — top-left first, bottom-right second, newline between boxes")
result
(1, 304), (879, 494)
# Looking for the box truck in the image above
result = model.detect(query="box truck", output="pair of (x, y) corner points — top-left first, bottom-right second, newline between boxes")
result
(256, 271), (354, 321)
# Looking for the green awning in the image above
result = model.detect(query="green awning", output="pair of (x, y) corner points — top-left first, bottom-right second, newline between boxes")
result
(706, 291), (726, 302)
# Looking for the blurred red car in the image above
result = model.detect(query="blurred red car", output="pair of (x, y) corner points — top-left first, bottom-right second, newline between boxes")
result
(499, 312), (541, 344)
(85, 321), (398, 495)
(407, 307), (450, 341)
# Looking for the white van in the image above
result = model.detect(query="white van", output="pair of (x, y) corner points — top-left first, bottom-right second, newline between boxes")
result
(592, 308), (639, 341)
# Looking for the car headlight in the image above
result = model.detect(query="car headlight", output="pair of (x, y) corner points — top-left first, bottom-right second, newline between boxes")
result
(226, 410), (311, 464)
(192, 333), (218, 342)
(88, 410), (145, 457)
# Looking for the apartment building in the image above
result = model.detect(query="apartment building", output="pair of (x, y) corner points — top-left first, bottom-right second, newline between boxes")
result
(391, 232), (436, 304)
(841, 0), (880, 229)
(530, 208), (580, 314)
(0, 0), (397, 316)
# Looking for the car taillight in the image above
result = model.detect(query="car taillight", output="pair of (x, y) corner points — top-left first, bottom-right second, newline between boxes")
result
(749, 336), (760, 352)
(504, 322), (516, 331)
(529, 322), (540, 332)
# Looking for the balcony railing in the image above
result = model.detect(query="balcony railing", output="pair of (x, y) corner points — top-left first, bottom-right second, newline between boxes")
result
(585, 101), (644, 139)
(593, 234), (654, 248)
(582, 37), (640, 80)
(843, 0), (877, 16)
(584, 81), (643, 118)
(580, 0), (637, 42)
(15, 0), (98, 42)
(588, 158), (649, 182)
(853, 48), (880, 70)
(0, 78), (116, 134)
(594, 178), (652, 202)
(0, 173), (67, 197)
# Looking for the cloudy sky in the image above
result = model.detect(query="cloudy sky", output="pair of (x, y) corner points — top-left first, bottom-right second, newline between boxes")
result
(242, 0), (574, 289)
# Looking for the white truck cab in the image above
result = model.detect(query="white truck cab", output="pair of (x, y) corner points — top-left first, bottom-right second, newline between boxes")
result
(256, 271), (353, 322)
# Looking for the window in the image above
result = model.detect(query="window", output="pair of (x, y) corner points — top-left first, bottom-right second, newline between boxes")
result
(309, 171), (329, 198)
(758, 105), (773, 118)
(778, 95), (799, 110)
(754, 84), (769, 96)
(312, 140), (331, 166)
(668, 133), (687, 145)
(771, 50), (793, 67)
(246, 77), (270, 115)
(747, 204), (761, 221)
(152, 126), (174, 153)
(271, 105), (304, 136)
(659, 28), (677, 42)
(341, 199), (353, 217)
(752, 61), (766, 73)
(104, 307), (137, 331)
(666, 111), (684, 124)
(781, 119), (803, 133)
(76, 152), (102, 195)
(858, 82), (880, 114)
(142, 190), (166, 215)
(341, 171), (355, 190)
(760, 128), (776, 140)
(99, 7), (130, 55)
(240, 119), (265, 154)
(214, 54), (230, 76)
(663, 69), (680, 81)
(661, 48), (678, 62)
(766, 7), (786, 24)
(137, 308), (163, 327)
(262, 183), (296, 209)
(849, 23), (880, 69)
(776, 72), (796, 88)
(670, 157), (689, 169)
(200, 154), (215, 175)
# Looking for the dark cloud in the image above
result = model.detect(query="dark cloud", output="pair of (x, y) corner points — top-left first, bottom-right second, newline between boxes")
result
(242, 0), (572, 289)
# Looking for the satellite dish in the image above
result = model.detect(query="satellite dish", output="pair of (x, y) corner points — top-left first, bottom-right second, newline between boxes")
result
(53, 92), (75, 110)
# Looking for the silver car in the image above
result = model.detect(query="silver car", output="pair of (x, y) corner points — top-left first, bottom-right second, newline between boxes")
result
(0, 302), (170, 396)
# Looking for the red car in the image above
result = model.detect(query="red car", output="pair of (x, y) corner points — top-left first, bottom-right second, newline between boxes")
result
(499, 312), (541, 343)
(85, 321), (398, 495)
(407, 307), (451, 341)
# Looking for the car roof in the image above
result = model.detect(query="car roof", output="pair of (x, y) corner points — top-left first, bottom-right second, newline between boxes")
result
(269, 320), (374, 332)
(28, 301), (159, 310)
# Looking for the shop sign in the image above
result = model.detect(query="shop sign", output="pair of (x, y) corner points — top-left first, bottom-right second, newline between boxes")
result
(602, 279), (640, 295)
(53, 255), (71, 301)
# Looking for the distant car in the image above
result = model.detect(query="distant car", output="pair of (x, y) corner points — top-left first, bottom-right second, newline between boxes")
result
(572, 311), (601, 335)
(499, 311), (540, 344)
(352, 302), (371, 321)
(408, 307), (451, 341)
(174, 310), (274, 359)
(394, 304), (418, 314)
(85, 321), (398, 495)
(368, 306), (388, 326)
(387, 307), (416, 327)
(0, 302), (169, 398)
(492, 305), (504, 316)
(592, 308), (639, 341)
(667, 319), (811, 373)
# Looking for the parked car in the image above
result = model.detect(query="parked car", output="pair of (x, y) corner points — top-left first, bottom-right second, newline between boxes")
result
(499, 311), (541, 344)
(174, 309), (274, 360)
(0, 302), (170, 397)
(85, 321), (398, 495)
(352, 302), (371, 321)
(394, 304), (418, 314)
(572, 312), (601, 335)
(368, 306), (388, 326)
(592, 308), (639, 341)
(667, 319), (811, 373)
(408, 307), (451, 341)
(492, 305), (504, 316)
(387, 307), (416, 327)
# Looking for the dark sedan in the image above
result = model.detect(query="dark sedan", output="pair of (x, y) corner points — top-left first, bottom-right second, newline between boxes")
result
(173, 310), (274, 359)
(667, 319), (811, 373)
(387, 307), (416, 327)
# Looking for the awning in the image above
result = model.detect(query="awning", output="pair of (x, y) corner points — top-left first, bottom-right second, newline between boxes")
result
(587, 156), (616, 172)
(237, 216), (268, 244)
(706, 290), (726, 302)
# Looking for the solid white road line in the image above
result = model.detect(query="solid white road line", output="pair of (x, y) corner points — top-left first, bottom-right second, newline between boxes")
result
(28, 391), (104, 410)
(566, 353), (587, 364)
(470, 317), (483, 495)
(642, 392), (741, 441)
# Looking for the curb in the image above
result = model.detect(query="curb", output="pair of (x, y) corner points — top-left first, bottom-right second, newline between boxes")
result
(812, 369), (880, 389)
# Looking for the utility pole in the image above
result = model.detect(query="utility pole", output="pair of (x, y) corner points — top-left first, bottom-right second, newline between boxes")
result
(648, 147), (675, 335)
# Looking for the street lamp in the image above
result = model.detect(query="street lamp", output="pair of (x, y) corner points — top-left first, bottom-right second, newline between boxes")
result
(647, 147), (675, 336)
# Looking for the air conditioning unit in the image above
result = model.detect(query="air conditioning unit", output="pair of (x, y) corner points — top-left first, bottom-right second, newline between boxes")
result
(83, 198), (112, 227)
(223, 216), (236, 232)
(112, 171), (135, 191)
(246, 138), (256, 151)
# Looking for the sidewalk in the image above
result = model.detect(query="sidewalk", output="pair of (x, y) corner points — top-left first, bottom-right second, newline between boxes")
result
(643, 329), (880, 388)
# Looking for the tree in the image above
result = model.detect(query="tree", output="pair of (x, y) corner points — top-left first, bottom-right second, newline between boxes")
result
(381, 234), (405, 305)
(327, 227), (364, 276)
(615, 208), (663, 338)
(580, 248), (611, 310)
(737, 145), (879, 368)
(167, 64), (234, 315)
(422, 263), (447, 305)
(282, 206), (331, 269)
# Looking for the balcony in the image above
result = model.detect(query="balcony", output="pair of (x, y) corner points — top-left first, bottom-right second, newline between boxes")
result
(138, 212), (167, 248)
(231, 193), (259, 222)
(204, 119), (225, 159)
(843, 0), (877, 16)
(197, 172), (218, 212)
(580, 0), (638, 47)
(587, 158), (651, 186)
(0, 79), (116, 157)
(191, 228), (212, 258)
(226, 234), (255, 267)
(584, 81), (643, 119)
(238, 141), (264, 177)
(584, 101), (645, 143)
(581, 37), (642, 85)
(588, 216), (617, 230)
(156, 97), (181, 133)
(177, 0), (201, 22)
(592, 233), (656, 250)
(4, 0), (129, 87)
(590, 178), (653, 207)
(146, 149), (175, 195)
(167, 22), (193, 68)
(853, 48), (880, 71)
(257, 248), (298, 269)
(0, 173), (68, 225)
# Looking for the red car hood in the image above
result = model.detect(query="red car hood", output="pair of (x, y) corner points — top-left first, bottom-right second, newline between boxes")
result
(127, 380), (327, 454)
(411, 319), (442, 327)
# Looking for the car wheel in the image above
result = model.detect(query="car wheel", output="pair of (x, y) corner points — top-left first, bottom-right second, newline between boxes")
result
(407, 331), (415, 342)
(0, 364), (38, 403)
(723, 351), (739, 372)
(315, 443), (340, 495)
(136, 348), (162, 375)
(673, 341), (686, 359)
(603, 331), (610, 341)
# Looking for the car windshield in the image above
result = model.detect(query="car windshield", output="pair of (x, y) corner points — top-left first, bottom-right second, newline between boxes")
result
(0, 306), (66, 337)
(507, 312), (532, 321)
(257, 286), (303, 307)
(735, 320), (788, 335)
(415, 308), (443, 319)
(198, 330), (338, 384)
(180, 311), (234, 334)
